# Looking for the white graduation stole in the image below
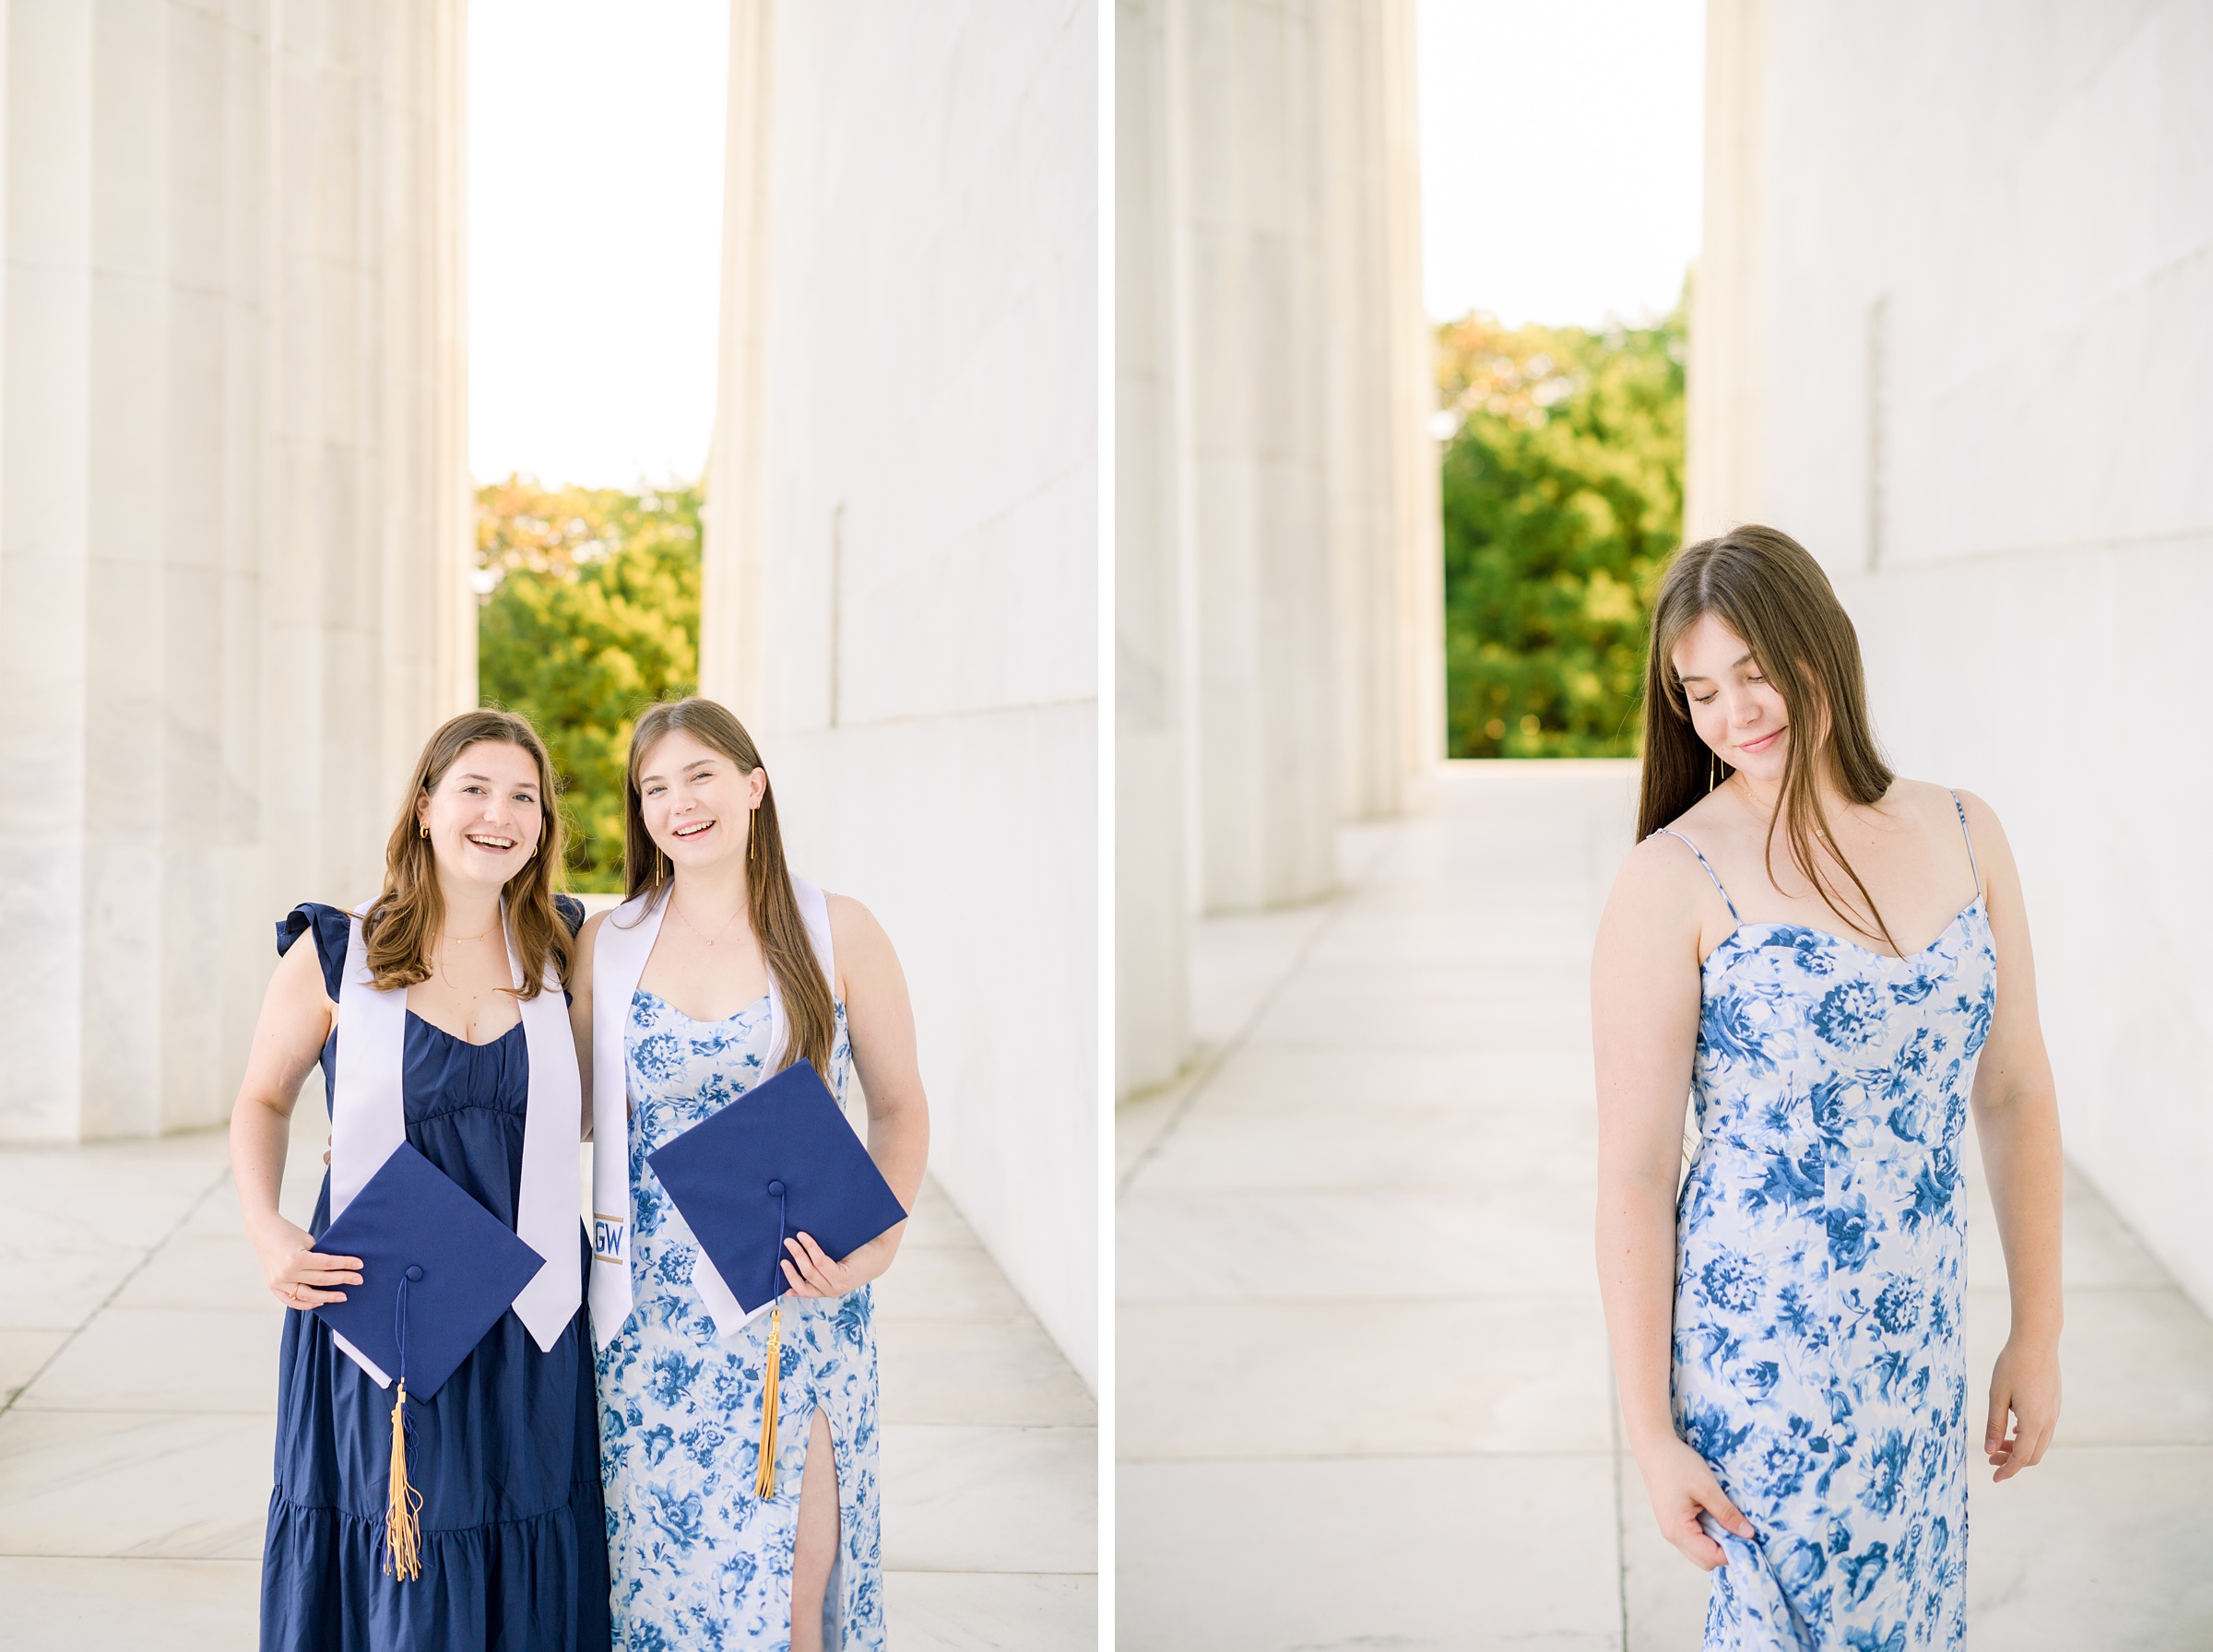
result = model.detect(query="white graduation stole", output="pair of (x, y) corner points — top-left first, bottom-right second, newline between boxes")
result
(326, 901), (584, 1386)
(588, 875), (835, 1350)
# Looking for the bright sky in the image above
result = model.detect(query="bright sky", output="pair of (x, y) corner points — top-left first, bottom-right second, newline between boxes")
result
(469, 0), (729, 489)
(1416, 0), (1705, 328)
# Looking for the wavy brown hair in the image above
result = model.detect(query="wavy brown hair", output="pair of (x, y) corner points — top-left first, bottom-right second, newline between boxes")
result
(1638, 525), (1900, 953)
(363, 709), (573, 997)
(621, 698), (834, 1076)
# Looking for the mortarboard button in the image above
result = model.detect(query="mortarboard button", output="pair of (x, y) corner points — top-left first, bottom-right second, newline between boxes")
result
(406, 1266), (424, 1281)
(767, 1179), (784, 1196)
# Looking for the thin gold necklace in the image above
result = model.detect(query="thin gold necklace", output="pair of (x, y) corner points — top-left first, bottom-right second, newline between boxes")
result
(672, 898), (745, 949)
(434, 920), (498, 992)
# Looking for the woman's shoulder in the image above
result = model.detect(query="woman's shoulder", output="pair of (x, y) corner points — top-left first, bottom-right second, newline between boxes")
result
(1631, 787), (1738, 876)
(554, 892), (586, 938)
(1884, 774), (2000, 835)
(276, 901), (353, 1001)
(824, 891), (893, 953)
(276, 900), (352, 947)
(1885, 776), (2009, 887)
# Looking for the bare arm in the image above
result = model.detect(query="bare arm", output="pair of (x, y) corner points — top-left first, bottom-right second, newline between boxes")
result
(1958, 791), (2064, 1481)
(227, 935), (362, 1310)
(778, 894), (931, 1297)
(571, 908), (608, 1140)
(1592, 835), (1754, 1569)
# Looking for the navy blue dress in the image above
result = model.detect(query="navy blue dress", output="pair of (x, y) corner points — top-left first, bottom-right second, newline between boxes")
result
(261, 902), (611, 1652)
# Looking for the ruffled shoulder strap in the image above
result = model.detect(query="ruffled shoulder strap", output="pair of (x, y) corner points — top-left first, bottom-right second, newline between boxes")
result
(276, 903), (351, 1002)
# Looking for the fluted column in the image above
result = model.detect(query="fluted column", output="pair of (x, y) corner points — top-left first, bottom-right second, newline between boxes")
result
(1114, 0), (1190, 1094)
(1114, 0), (1438, 1092)
(1170, 0), (1338, 913)
(1316, 0), (1440, 820)
(0, 0), (469, 1140)
(697, 0), (775, 723)
(1685, 0), (1768, 540)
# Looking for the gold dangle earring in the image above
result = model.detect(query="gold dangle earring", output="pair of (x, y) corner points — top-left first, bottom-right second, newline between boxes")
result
(1708, 749), (1718, 794)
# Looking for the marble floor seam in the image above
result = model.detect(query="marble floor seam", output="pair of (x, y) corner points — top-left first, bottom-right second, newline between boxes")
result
(0, 1163), (232, 1422)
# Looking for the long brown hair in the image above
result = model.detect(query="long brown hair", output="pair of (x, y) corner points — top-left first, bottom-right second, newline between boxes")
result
(1638, 525), (1900, 952)
(621, 697), (834, 1076)
(364, 709), (573, 996)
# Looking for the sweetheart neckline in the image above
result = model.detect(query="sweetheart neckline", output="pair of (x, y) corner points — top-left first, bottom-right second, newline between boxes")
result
(632, 986), (771, 1026)
(403, 1009), (526, 1047)
(1700, 893), (1985, 974)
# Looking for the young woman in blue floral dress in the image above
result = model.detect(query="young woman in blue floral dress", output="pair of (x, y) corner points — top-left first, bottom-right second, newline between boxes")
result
(1592, 527), (2064, 1649)
(571, 698), (929, 1651)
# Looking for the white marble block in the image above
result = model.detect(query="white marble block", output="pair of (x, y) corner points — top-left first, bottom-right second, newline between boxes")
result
(700, 0), (1100, 1386)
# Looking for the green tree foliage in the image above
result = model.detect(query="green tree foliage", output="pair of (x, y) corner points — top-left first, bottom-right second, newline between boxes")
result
(1436, 302), (1685, 758)
(476, 477), (702, 890)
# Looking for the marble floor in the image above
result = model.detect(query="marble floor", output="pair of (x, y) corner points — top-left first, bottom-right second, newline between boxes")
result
(0, 1090), (1095, 1649)
(1117, 761), (2213, 1651)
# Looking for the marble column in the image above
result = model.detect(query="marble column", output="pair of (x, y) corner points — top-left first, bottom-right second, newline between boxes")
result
(1113, 0), (1438, 1093)
(697, 0), (774, 722)
(0, 0), (470, 1141)
(1684, 0), (1767, 540)
(1315, 0), (1439, 820)
(1169, 0), (1339, 914)
(1114, 0), (1190, 1095)
(1158, 0), (1439, 918)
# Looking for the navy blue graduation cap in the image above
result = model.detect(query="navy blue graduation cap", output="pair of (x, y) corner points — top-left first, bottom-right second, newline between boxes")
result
(647, 1056), (907, 1500)
(647, 1056), (908, 1319)
(310, 1141), (547, 1579)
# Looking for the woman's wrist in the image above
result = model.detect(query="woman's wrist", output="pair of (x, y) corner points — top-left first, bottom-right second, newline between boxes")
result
(243, 1206), (298, 1248)
(1621, 1405), (1681, 1462)
(2004, 1304), (2063, 1349)
(849, 1231), (900, 1284)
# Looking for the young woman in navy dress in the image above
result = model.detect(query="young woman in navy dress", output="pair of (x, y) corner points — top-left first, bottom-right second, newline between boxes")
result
(230, 709), (611, 1651)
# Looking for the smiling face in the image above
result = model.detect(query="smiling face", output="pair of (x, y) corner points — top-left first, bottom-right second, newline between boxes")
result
(414, 739), (547, 896)
(635, 726), (766, 875)
(1671, 612), (1795, 785)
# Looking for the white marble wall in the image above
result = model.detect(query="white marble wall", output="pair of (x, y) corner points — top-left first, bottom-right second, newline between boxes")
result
(700, 0), (1098, 1386)
(0, 1), (471, 1141)
(1690, 0), (2213, 1314)
(1113, 0), (1439, 1092)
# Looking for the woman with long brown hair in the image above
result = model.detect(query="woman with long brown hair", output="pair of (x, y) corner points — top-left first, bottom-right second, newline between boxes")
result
(1592, 527), (2063, 1646)
(230, 708), (609, 1651)
(571, 697), (929, 1652)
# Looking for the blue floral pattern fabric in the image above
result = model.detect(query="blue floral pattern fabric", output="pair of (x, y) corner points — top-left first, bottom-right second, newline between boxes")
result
(1664, 814), (1994, 1650)
(595, 990), (882, 1651)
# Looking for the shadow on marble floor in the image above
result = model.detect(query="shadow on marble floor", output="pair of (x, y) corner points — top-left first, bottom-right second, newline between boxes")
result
(0, 1089), (1095, 1649)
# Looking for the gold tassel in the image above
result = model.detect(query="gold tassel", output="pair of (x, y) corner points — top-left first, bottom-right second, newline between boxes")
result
(754, 1305), (783, 1500)
(384, 1383), (423, 1582)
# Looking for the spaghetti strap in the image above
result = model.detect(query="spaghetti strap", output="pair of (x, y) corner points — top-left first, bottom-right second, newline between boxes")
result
(1652, 827), (1742, 924)
(1947, 788), (1982, 893)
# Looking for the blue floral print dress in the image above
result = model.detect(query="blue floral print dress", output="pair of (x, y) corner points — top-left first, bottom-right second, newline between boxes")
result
(1660, 795), (1994, 1651)
(594, 991), (882, 1650)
